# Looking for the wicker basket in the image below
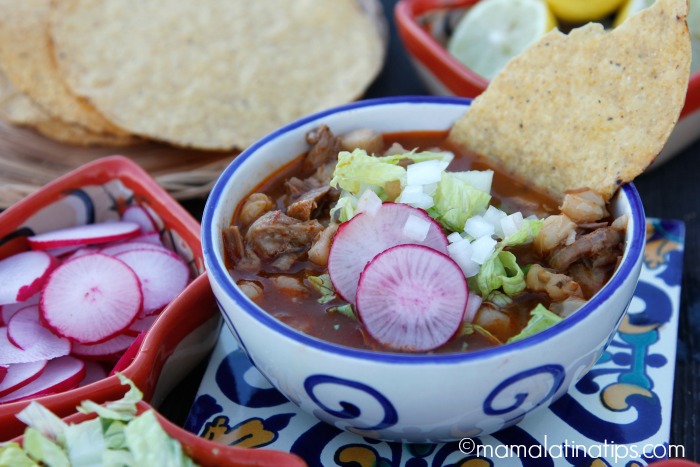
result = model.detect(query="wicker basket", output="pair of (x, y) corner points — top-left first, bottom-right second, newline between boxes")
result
(0, 119), (238, 209)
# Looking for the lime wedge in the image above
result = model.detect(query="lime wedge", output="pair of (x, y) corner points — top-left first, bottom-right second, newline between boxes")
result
(615, 0), (699, 74)
(447, 0), (556, 81)
(547, 0), (626, 23)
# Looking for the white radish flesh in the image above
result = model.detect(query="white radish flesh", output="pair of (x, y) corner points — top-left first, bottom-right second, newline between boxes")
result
(72, 333), (136, 360)
(0, 360), (47, 398)
(356, 244), (468, 351)
(7, 306), (71, 357)
(115, 249), (190, 315)
(41, 253), (142, 344)
(1, 294), (40, 325)
(0, 251), (57, 305)
(0, 326), (70, 366)
(100, 241), (169, 257)
(0, 355), (85, 403)
(328, 203), (448, 304)
(28, 221), (141, 251)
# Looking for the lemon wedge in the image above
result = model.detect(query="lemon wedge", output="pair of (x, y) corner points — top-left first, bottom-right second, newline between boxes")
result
(546, 0), (626, 23)
(615, 0), (699, 74)
(447, 0), (556, 81)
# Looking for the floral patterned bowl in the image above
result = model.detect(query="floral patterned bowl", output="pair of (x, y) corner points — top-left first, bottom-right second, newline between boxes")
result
(202, 96), (646, 443)
(394, 0), (700, 168)
(0, 156), (220, 441)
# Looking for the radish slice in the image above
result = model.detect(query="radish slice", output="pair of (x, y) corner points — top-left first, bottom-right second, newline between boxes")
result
(7, 306), (71, 357)
(0, 355), (85, 403)
(129, 232), (163, 245)
(100, 240), (169, 257)
(1, 294), (40, 325)
(41, 253), (142, 344)
(328, 202), (448, 304)
(115, 249), (190, 314)
(124, 315), (158, 336)
(72, 333), (136, 360)
(78, 360), (108, 387)
(28, 221), (141, 251)
(356, 244), (468, 351)
(0, 325), (70, 366)
(0, 251), (57, 305)
(0, 360), (47, 398)
(121, 205), (158, 233)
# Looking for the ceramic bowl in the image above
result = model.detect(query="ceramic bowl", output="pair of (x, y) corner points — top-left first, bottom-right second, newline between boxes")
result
(394, 0), (700, 168)
(202, 96), (646, 443)
(0, 156), (220, 441)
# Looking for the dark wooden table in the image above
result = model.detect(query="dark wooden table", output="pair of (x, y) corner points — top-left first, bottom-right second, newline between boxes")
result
(170, 0), (700, 460)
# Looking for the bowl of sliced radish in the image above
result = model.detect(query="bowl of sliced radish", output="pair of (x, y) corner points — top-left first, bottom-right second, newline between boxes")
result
(0, 156), (221, 441)
(202, 96), (645, 443)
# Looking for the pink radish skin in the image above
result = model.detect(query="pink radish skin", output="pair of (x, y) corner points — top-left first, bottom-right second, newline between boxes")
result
(41, 253), (142, 344)
(0, 251), (58, 305)
(0, 326), (70, 366)
(28, 221), (141, 251)
(0, 355), (85, 403)
(115, 249), (190, 314)
(328, 203), (449, 304)
(121, 205), (158, 233)
(0, 360), (47, 398)
(0, 365), (6, 383)
(100, 241), (169, 257)
(356, 244), (468, 352)
(7, 306), (72, 356)
(78, 360), (108, 387)
(1, 294), (40, 326)
(72, 333), (136, 360)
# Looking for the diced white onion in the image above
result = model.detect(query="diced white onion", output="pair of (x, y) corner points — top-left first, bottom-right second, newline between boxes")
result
(447, 232), (464, 243)
(397, 185), (434, 210)
(406, 160), (448, 186)
(403, 214), (431, 242)
(448, 239), (480, 277)
(356, 189), (382, 216)
(464, 215), (495, 239)
(463, 292), (483, 323)
(482, 206), (507, 238)
(471, 235), (497, 265)
(423, 182), (438, 196)
(500, 211), (524, 238)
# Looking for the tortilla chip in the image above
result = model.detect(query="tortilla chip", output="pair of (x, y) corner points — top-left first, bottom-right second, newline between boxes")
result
(448, 0), (691, 202)
(0, 0), (130, 137)
(0, 67), (137, 147)
(49, 0), (386, 150)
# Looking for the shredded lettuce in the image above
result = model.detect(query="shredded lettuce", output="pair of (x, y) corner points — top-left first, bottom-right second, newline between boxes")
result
(473, 250), (526, 297)
(5, 374), (198, 467)
(501, 218), (542, 246)
(507, 304), (563, 343)
(306, 274), (336, 304)
(330, 149), (406, 195)
(431, 172), (491, 232)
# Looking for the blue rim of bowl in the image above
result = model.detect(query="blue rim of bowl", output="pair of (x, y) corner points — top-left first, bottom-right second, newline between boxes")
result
(202, 95), (646, 365)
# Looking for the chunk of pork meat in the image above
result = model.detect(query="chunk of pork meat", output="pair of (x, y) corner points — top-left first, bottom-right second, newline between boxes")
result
(560, 189), (608, 223)
(239, 193), (275, 226)
(222, 225), (262, 271)
(548, 226), (622, 272)
(568, 262), (614, 298)
(303, 125), (343, 172)
(287, 185), (332, 221)
(245, 210), (324, 264)
(526, 264), (584, 301)
(534, 214), (577, 255)
(340, 128), (384, 155)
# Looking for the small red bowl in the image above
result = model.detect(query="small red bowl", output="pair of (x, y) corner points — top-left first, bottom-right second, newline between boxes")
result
(395, 0), (700, 167)
(9, 399), (305, 466)
(0, 156), (217, 439)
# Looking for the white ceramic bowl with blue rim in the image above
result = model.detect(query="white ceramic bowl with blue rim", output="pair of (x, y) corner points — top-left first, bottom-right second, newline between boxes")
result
(202, 96), (646, 443)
